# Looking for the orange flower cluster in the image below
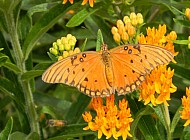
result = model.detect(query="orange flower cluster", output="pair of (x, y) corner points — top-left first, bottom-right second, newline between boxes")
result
(180, 87), (190, 126)
(62, 0), (96, 7)
(138, 24), (178, 106)
(111, 12), (144, 44)
(138, 24), (178, 56)
(82, 95), (133, 140)
(139, 65), (177, 106)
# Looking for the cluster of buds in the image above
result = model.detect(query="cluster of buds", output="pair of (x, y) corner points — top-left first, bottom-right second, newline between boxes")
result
(111, 12), (144, 44)
(49, 34), (80, 60)
(185, 8), (190, 20)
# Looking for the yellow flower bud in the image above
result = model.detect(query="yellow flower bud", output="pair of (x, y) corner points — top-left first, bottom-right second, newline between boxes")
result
(138, 18), (144, 25)
(58, 44), (64, 51)
(71, 36), (77, 43)
(118, 25), (125, 35)
(130, 12), (136, 20)
(131, 20), (138, 26)
(169, 31), (177, 40)
(61, 37), (67, 44)
(128, 26), (136, 36)
(123, 16), (131, 24)
(53, 42), (58, 50)
(136, 13), (144, 24)
(69, 50), (74, 56)
(49, 48), (58, 55)
(58, 56), (63, 61)
(111, 26), (118, 35)
(64, 43), (71, 51)
(188, 43), (190, 49)
(63, 51), (69, 58)
(116, 20), (124, 28)
(69, 40), (76, 47)
(67, 34), (73, 39)
(125, 22), (132, 31)
(74, 47), (81, 54)
(56, 39), (62, 46)
(185, 8), (190, 20)
(188, 36), (190, 41)
(121, 32), (129, 42)
(113, 32), (121, 43)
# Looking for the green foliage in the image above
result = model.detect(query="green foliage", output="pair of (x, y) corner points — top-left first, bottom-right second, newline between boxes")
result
(0, 0), (190, 140)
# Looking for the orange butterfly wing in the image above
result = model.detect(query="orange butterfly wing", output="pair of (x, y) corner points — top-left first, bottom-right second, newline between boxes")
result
(42, 52), (112, 97)
(109, 44), (174, 95)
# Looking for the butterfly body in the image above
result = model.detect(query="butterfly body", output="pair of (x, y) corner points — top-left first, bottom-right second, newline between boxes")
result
(42, 44), (173, 97)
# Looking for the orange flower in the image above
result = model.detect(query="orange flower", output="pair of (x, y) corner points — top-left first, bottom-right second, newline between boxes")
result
(180, 87), (190, 126)
(62, 0), (96, 7)
(62, 0), (73, 4)
(82, 0), (96, 7)
(82, 95), (133, 140)
(138, 24), (177, 106)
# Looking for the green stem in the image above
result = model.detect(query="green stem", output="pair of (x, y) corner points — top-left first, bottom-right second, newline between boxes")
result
(160, 104), (172, 140)
(5, 11), (40, 134)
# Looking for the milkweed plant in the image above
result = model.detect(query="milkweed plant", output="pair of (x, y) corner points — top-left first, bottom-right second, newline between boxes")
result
(0, 0), (190, 140)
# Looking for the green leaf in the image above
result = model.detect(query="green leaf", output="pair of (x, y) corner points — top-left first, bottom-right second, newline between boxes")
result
(23, 3), (81, 61)
(96, 29), (103, 51)
(127, 96), (162, 140)
(66, 8), (99, 27)
(21, 70), (44, 81)
(0, 55), (8, 66)
(173, 18), (190, 28)
(10, 132), (26, 140)
(171, 106), (182, 134)
(47, 124), (94, 140)
(81, 38), (88, 52)
(10, 132), (40, 140)
(0, 117), (13, 140)
(27, 3), (50, 17)
(65, 94), (91, 124)
(47, 52), (57, 62)
(0, 0), (21, 13)
(25, 132), (40, 140)
(33, 91), (72, 114)
(84, 15), (116, 48)
(169, 64), (190, 80)
(0, 48), (4, 51)
(3, 62), (21, 74)
(0, 96), (12, 112)
(182, 126), (190, 140)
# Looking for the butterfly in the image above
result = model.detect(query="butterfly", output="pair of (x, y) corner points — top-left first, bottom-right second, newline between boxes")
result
(42, 44), (173, 97)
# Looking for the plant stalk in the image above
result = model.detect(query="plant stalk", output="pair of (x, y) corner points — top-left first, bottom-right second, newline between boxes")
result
(5, 11), (40, 134)
(160, 104), (172, 140)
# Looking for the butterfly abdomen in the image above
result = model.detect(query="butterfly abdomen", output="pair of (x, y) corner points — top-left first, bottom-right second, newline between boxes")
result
(102, 50), (114, 87)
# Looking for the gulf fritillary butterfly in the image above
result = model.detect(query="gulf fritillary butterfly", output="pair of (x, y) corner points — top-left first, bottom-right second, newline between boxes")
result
(42, 44), (173, 97)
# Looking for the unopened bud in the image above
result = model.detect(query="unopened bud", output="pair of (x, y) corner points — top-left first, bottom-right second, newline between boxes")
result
(63, 51), (69, 58)
(74, 47), (81, 54)
(49, 48), (58, 55)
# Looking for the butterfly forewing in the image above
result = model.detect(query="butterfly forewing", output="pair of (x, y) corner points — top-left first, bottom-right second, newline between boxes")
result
(42, 51), (112, 97)
(110, 44), (174, 95)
